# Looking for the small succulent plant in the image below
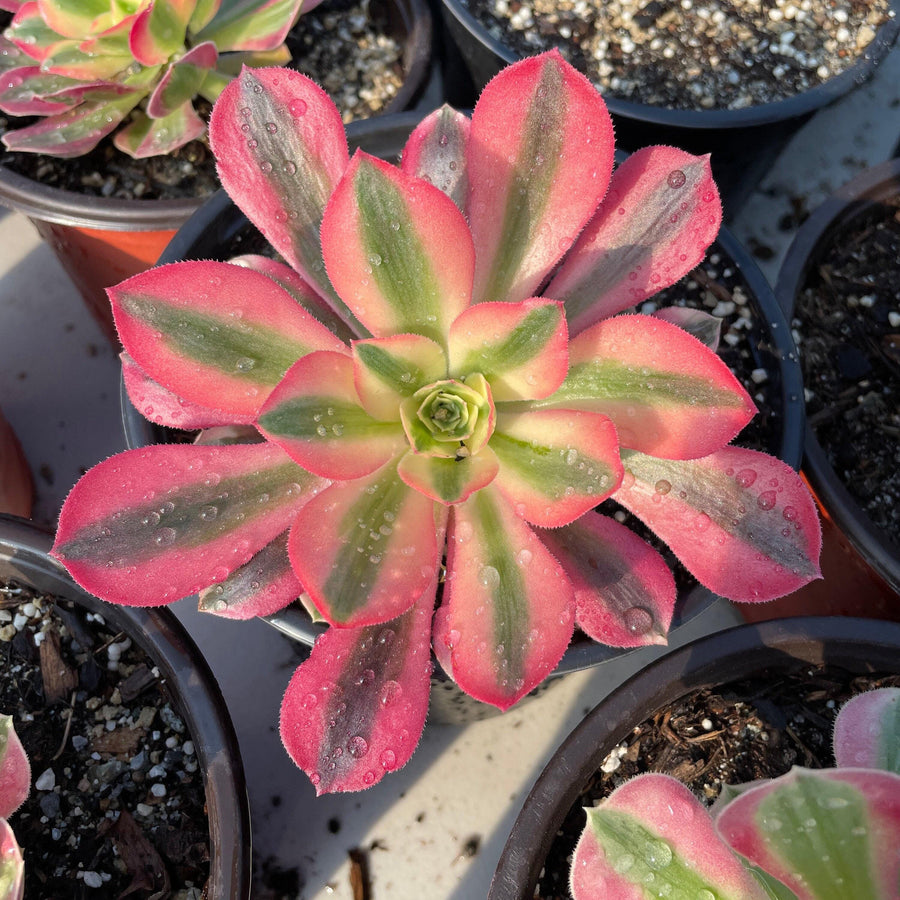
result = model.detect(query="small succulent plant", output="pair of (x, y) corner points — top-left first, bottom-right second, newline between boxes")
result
(51, 51), (822, 794)
(571, 687), (900, 900)
(0, 715), (29, 900)
(0, 0), (321, 157)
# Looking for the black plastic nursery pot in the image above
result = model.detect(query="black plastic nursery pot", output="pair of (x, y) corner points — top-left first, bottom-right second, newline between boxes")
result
(439, 0), (900, 218)
(0, 514), (251, 899)
(119, 111), (805, 723)
(770, 157), (900, 618)
(0, 0), (432, 349)
(488, 616), (900, 900)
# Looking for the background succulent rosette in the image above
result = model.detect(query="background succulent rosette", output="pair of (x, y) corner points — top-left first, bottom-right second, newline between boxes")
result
(51, 51), (821, 793)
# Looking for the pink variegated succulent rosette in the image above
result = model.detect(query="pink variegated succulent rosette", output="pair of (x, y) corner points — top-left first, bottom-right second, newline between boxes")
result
(52, 52), (822, 794)
(0, 715), (29, 900)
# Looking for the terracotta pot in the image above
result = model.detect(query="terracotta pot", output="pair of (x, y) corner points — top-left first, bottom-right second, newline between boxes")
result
(764, 157), (900, 618)
(489, 616), (900, 899)
(439, 0), (900, 216)
(0, 409), (32, 519)
(0, 0), (433, 348)
(0, 514), (252, 899)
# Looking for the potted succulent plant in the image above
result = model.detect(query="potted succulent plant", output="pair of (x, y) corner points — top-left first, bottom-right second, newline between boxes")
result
(490, 617), (900, 899)
(438, 0), (900, 214)
(50, 51), (821, 795)
(0, 0), (432, 345)
(0, 715), (28, 900)
(769, 157), (900, 615)
(0, 514), (251, 898)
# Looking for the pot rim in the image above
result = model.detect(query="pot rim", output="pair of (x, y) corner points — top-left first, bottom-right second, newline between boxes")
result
(440, 0), (900, 129)
(0, 514), (252, 900)
(489, 615), (900, 900)
(774, 156), (900, 593)
(0, 0), (432, 231)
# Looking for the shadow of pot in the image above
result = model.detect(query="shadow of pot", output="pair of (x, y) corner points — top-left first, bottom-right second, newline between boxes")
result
(489, 616), (900, 899)
(0, 0), (433, 349)
(0, 514), (252, 899)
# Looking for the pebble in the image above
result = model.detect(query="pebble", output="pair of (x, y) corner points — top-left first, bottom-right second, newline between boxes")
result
(150, 783), (167, 798)
(35, 768), (56, 791)
(82, 871), (103, 888)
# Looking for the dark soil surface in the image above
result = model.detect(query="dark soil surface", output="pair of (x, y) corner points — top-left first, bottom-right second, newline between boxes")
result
(536, 664), (900, 899)
(1, 578), (210, 900)
(462, 0), (893, 111)
(0, 0), (404, 202)
(792, 195), (900, 546)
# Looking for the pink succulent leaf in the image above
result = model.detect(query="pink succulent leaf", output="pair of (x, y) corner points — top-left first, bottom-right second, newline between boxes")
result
(717, 768), (900, 900)
(129, 0), (194, 66)
(212, 43), (290, 79)
(0, 818), (24, 900)
(0, 33), (27, 73)
(113, 103), (206, 158)
(833, 688), (900, 774)
(110, 260), (348, 419)
(0, 716), (29, 820)
(121, 353), (256, 431)
(467, 50), (615, 306)
(540, 511), (675, 648)
(51, 443), (327, 607)
(209, 66), (357, 326)
(490, 408), (622, 528)
(288, 461), (439, 627)
(194, 0), (303, 53)
(322, 151), (474, 346)
(35, 0), (109, 38)
(442, 485), (575, 710)
(529, 314), (756, 460)
(448, 299), (568, 402)
(145, 42), (218, 118)
(192, 425), (262, 445)
(0, 66), (82, 115)
(397, 445), (500, 505)
(548, 147), (722, 334)
(198, 530), (302, 619)
(615, 446), (822, 602)
(257, 351), (407, 480)
(1, 90), (142, 155)
(229, 254), (360, 343)
(0, 1), (24, 13)
(7, 3), (63, 63)
(352, 334), (448, 421)
(401, 104), (471, 211)
(280, 575), (436, 794)
(188, 0), (222, 32)
(571, 773), (770, 900)
(653, 306), (722, 351)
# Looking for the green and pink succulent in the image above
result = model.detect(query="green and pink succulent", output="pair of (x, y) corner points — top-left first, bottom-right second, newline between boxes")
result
(571, 687), (900, 899)
(0, 0), (321, 157)
(0, 715), (29, 900)
(51, 52), (822, 794)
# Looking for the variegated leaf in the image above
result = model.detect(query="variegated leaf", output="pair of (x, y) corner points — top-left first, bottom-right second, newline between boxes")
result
(209, 66), (357, 326)
(198, 531), (302, 619)
(527, 314), (756, 460)
(280, 575), (435, 794)
(189, 0), (222, 32)
(113, 104), (206, 158)
(397, 445), (500, 505)
(194, 0), (303, 52)
(145, 42), (218, 118)
(35, 0), (109, 38)
(441, 485), (574, 710)
(288, 461), (439, 627)
(717, 768), (900, 900)
(467, 50), (614, 306)
(321, 152), (474, 346)
(0, 818), (24, 900)
(448, 298), (567, 401)
(121, 351), (256, 430)
(833, 688), (900, 774)
(0, 66), (81, 114)
(540, 512), (675, 648)
(615, 446), (822, 602)
(0, 716), (29, 820)
(352, 334), (448, 421)
(490, 408), (622, 527)
(129, 0), (194, 66)
(52, 443), (327, 606)
(7, 2), (64, 63)
(401, 104), (471, 211)
(258, 350), (407, 480)
(571, 774), (770, 900)
(548, 146), (723, 334)
(110, 260), (348, 418)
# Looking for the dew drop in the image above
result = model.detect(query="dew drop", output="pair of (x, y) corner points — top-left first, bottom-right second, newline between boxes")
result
(516, 548), (533, 566)
(200, 505), (218, 521)
(265, 121), (277, 133)
(302, 693), (318, 710)
(654, 479), (672, 495)
(283, 160), (297, 175)
(288, 99), (307, 116)
(646, 839), (673, 869)
(235, 356), (256, 372)
(735, 468), (758, 487)
(154, 527), (176, 546)
(478, 565), (500, 589)
(624, 606), (654, 635)
(757, 491), (777, 511)
(347, 735), (369, 758)
(141, 511), (161, 527)
(380, 680), (402, 707)
(667, 169), (686, 188)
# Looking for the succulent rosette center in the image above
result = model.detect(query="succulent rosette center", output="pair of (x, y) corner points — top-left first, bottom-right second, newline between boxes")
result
(401, 375), (493, 459)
